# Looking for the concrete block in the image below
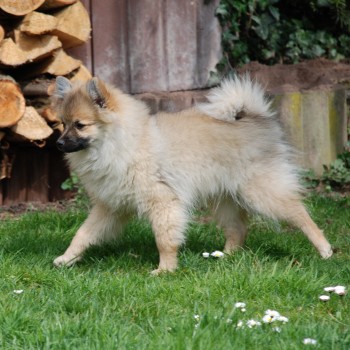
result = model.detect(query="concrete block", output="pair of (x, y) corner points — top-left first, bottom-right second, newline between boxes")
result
(273, 86), (348, 174)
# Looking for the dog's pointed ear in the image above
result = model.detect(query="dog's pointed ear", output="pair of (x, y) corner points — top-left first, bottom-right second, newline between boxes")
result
(87, 77), (107, 108)
(54, 76), (72, 99)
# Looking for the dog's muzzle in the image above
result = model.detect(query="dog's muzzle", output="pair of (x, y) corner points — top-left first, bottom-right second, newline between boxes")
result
(56, 137), (90, 153)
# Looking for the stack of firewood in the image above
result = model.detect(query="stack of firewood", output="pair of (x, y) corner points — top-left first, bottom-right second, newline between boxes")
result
(0, 0), (91, 178)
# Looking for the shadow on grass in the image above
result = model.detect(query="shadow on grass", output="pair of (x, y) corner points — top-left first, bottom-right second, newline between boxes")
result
(0, 210), (322, 269)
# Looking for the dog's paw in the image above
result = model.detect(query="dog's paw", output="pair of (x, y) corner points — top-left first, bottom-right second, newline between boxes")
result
(320, 247), (333, 259)
(150, 267), (176, 276)
(53, 254), (81, 267)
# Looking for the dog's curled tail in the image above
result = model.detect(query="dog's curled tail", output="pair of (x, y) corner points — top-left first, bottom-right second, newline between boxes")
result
(197, 75), (273, 122)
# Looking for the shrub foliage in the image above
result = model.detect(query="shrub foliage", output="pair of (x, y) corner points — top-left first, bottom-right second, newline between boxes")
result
(217, 0), (350, 67)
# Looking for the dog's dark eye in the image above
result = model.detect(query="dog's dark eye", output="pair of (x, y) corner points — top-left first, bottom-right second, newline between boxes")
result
(74, 121), (85, 130)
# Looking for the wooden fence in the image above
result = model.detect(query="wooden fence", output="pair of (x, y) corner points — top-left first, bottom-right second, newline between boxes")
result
(70, 0), (221, 93)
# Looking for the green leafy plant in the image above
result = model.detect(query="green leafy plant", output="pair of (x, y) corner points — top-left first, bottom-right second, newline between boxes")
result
(61, 173), (89, 208)
(301, 149), (350, 192)
(217, 0), (350, 67)
(322, 150), (350, 190)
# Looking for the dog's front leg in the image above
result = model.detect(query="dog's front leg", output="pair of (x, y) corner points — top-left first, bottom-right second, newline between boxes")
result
(148, 199), (188, 275)
(54, 202), (121, 267)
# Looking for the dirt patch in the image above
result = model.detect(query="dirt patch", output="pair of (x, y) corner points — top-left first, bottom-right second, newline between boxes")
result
(0, 200), (75, 220)
(238, 58), (350, 94)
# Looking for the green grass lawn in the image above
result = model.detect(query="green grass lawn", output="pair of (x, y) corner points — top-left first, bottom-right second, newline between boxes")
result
(0, 194), (349, 349)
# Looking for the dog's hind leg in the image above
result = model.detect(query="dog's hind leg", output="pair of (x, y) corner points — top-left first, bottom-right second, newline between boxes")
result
(241, 179), (333, 259)
(283, 203), (333, 258)
(53, 202), (125, 267)
(212, 196), (248, 253)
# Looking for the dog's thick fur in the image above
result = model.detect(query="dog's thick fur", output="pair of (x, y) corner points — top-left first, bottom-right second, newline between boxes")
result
(53, 76), (333, 273)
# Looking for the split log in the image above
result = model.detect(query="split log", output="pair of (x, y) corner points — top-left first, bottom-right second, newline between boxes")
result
(40, 0), (77, 10)
(0, 0), (45, 16)
(11, 106), (53, 140)
(23, 48), (81, 78)
(40, 107), (60, 124)
(20, 78), (54, 97)
(13, 30), (62, 59)
(52, 1), (91, 49)
(0, 75), (25, 127)
(0, 25), (4, 42)
(19, 11), (58, 35)
(70, 64), (92, 82)
(0, 33), (61, 67)
(39, 107), (64, 132)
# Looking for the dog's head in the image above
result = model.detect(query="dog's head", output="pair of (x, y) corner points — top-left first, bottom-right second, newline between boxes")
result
(53, 76), (116, 153)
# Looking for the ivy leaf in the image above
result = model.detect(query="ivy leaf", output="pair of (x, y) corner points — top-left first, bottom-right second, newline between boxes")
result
(269, 6), (280, 21)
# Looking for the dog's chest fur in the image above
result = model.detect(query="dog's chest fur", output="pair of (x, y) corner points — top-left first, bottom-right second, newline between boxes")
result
(67, 147), (140, 213)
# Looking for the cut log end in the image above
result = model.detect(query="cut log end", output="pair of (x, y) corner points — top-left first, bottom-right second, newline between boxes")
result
(0, 0), (45, 16)
(0, 75), (25, 127)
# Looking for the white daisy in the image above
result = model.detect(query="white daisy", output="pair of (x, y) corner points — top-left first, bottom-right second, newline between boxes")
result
(334, 286), (346, 296)
(278, 316), (289, 323)
(246, 319), (261, 328)
(236, 320), (244, 328)
(13, 290), (24, 294)
(234, 302), (246, 309)
(211, 250), (225, 258)
(265, 310), (281, 319)
(319, 295), (330, 301)
(262, 315), (274, 324)
(303, 338), (317, 345)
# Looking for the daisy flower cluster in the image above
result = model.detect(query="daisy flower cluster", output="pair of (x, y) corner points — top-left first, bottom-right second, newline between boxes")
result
(195, 302), (290, 332)
(303, 338), (317, 345)
(238, 309), (289, 330)
(319, 285), (346, 301)
(262, 309), (289, 324)
(202, 250), (225, 258)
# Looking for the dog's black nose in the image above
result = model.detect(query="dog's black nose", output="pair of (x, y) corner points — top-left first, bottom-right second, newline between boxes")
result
(56, 139), (65, 150)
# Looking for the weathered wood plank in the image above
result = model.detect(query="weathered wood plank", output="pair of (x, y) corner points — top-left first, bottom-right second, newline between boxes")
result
(91, 0), (130, 91)
(3, 149), (28, 204)
(26, 148), (49, 203)
(165, 0), (197, 91)
(48, 149), (70, 202)
(127, 0), (167, 93)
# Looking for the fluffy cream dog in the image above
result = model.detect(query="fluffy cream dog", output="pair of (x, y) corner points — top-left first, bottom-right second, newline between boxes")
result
(53, 76), (333, 273)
